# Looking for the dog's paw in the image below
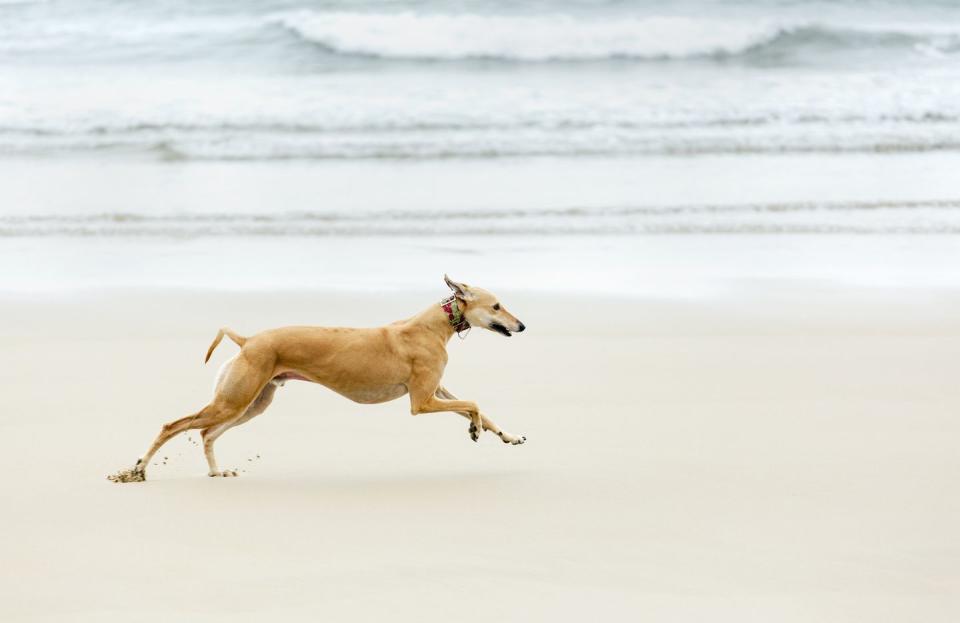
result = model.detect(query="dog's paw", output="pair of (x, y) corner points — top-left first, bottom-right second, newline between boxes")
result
(497, 431), (526, 445)
(468, 422), (482, 442)
(208, 470), (238, 478)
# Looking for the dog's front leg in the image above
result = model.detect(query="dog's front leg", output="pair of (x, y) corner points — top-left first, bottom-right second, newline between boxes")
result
(408, 373), (485, 441)
(436, 386), (526, 445)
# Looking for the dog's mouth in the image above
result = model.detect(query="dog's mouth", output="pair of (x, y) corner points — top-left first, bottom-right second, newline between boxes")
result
(490, 322), (512, 337)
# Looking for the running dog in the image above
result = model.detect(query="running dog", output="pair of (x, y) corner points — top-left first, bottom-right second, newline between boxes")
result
(113, 275), (526, 481)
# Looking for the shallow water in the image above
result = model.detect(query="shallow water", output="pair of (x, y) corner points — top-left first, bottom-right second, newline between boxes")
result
(4, 0), (960, 294)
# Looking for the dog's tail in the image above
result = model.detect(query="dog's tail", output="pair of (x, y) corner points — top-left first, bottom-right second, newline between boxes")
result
(204, 327), (247, 363)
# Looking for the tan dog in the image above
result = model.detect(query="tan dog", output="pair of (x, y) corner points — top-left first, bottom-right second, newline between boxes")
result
(115, 276), (526, 481)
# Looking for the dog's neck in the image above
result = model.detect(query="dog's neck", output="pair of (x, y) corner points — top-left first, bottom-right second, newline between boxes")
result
(409, 296), (470, 342)
(439, 295), (470, 333)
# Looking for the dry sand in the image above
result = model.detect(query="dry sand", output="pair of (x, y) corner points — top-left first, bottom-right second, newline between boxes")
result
(1, 286), (958, 621)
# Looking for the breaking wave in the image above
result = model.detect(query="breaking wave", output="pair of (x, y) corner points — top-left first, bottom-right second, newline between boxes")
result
(270, 11), (960, 62)
(5, 114), (960, 160)
(6, 201), (960, 237)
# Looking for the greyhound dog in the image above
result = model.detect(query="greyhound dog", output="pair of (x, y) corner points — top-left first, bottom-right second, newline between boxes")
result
(112, 276), (526, 482)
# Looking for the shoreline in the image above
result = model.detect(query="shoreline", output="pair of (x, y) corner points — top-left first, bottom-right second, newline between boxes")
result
(5, 233), (960, 296)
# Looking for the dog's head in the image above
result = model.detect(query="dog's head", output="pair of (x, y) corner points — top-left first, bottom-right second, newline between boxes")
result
(444, 274), (525, 337)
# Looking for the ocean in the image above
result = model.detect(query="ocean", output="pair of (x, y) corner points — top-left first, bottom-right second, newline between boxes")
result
(6, 0), (960, 160)
(3, 0), (960, 294)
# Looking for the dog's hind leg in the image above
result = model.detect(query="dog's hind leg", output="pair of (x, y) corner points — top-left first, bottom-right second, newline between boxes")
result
(133, 403), (240, 479)
(202, 381), (280, 477)
(201, 419), (238, 477)
(435, 385), (526, 445)
(130, 353), (274, 480)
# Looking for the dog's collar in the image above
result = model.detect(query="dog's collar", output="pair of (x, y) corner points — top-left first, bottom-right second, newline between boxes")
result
(440, 295), (470, 333)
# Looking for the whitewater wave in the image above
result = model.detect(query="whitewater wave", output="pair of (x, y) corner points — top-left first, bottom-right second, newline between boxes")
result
(4, 116), (960, 160)
(271, 11), (780, 61)
(269, 11), (960, 62)
(5, 200), (960, 237)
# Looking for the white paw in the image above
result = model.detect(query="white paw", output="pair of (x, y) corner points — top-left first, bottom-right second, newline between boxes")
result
(468, 422), (482, 442)
(208, 469), (238, 478)
(498, 431), (526, 445)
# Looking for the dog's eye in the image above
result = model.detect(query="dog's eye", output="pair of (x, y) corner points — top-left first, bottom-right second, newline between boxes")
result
(492, 303), (500, 311)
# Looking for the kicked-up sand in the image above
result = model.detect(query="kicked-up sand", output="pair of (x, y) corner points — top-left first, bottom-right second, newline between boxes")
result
(0, 286), (958, 622)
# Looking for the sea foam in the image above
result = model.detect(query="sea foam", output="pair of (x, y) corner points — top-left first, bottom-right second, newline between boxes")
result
(269, 11), (784, 61)
(269, 11), (960, 62)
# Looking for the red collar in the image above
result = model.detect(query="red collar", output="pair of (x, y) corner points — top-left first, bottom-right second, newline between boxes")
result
(440, 295), (470, 333)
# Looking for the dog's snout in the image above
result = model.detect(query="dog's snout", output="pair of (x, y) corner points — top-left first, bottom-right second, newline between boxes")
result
(516, 322), (526, 333)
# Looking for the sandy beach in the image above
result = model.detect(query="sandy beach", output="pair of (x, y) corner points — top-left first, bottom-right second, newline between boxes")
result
(1, 286), (957, 621)
(6, 0), (960, 618)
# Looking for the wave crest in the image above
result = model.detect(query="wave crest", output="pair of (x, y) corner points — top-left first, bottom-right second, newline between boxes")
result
(269, 11), (960, 62)
(6, 200), (960, 237)
(270, 11), (784, 61)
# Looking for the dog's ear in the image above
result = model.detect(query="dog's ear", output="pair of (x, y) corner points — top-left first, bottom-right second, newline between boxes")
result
(444, 274), (475, 301)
